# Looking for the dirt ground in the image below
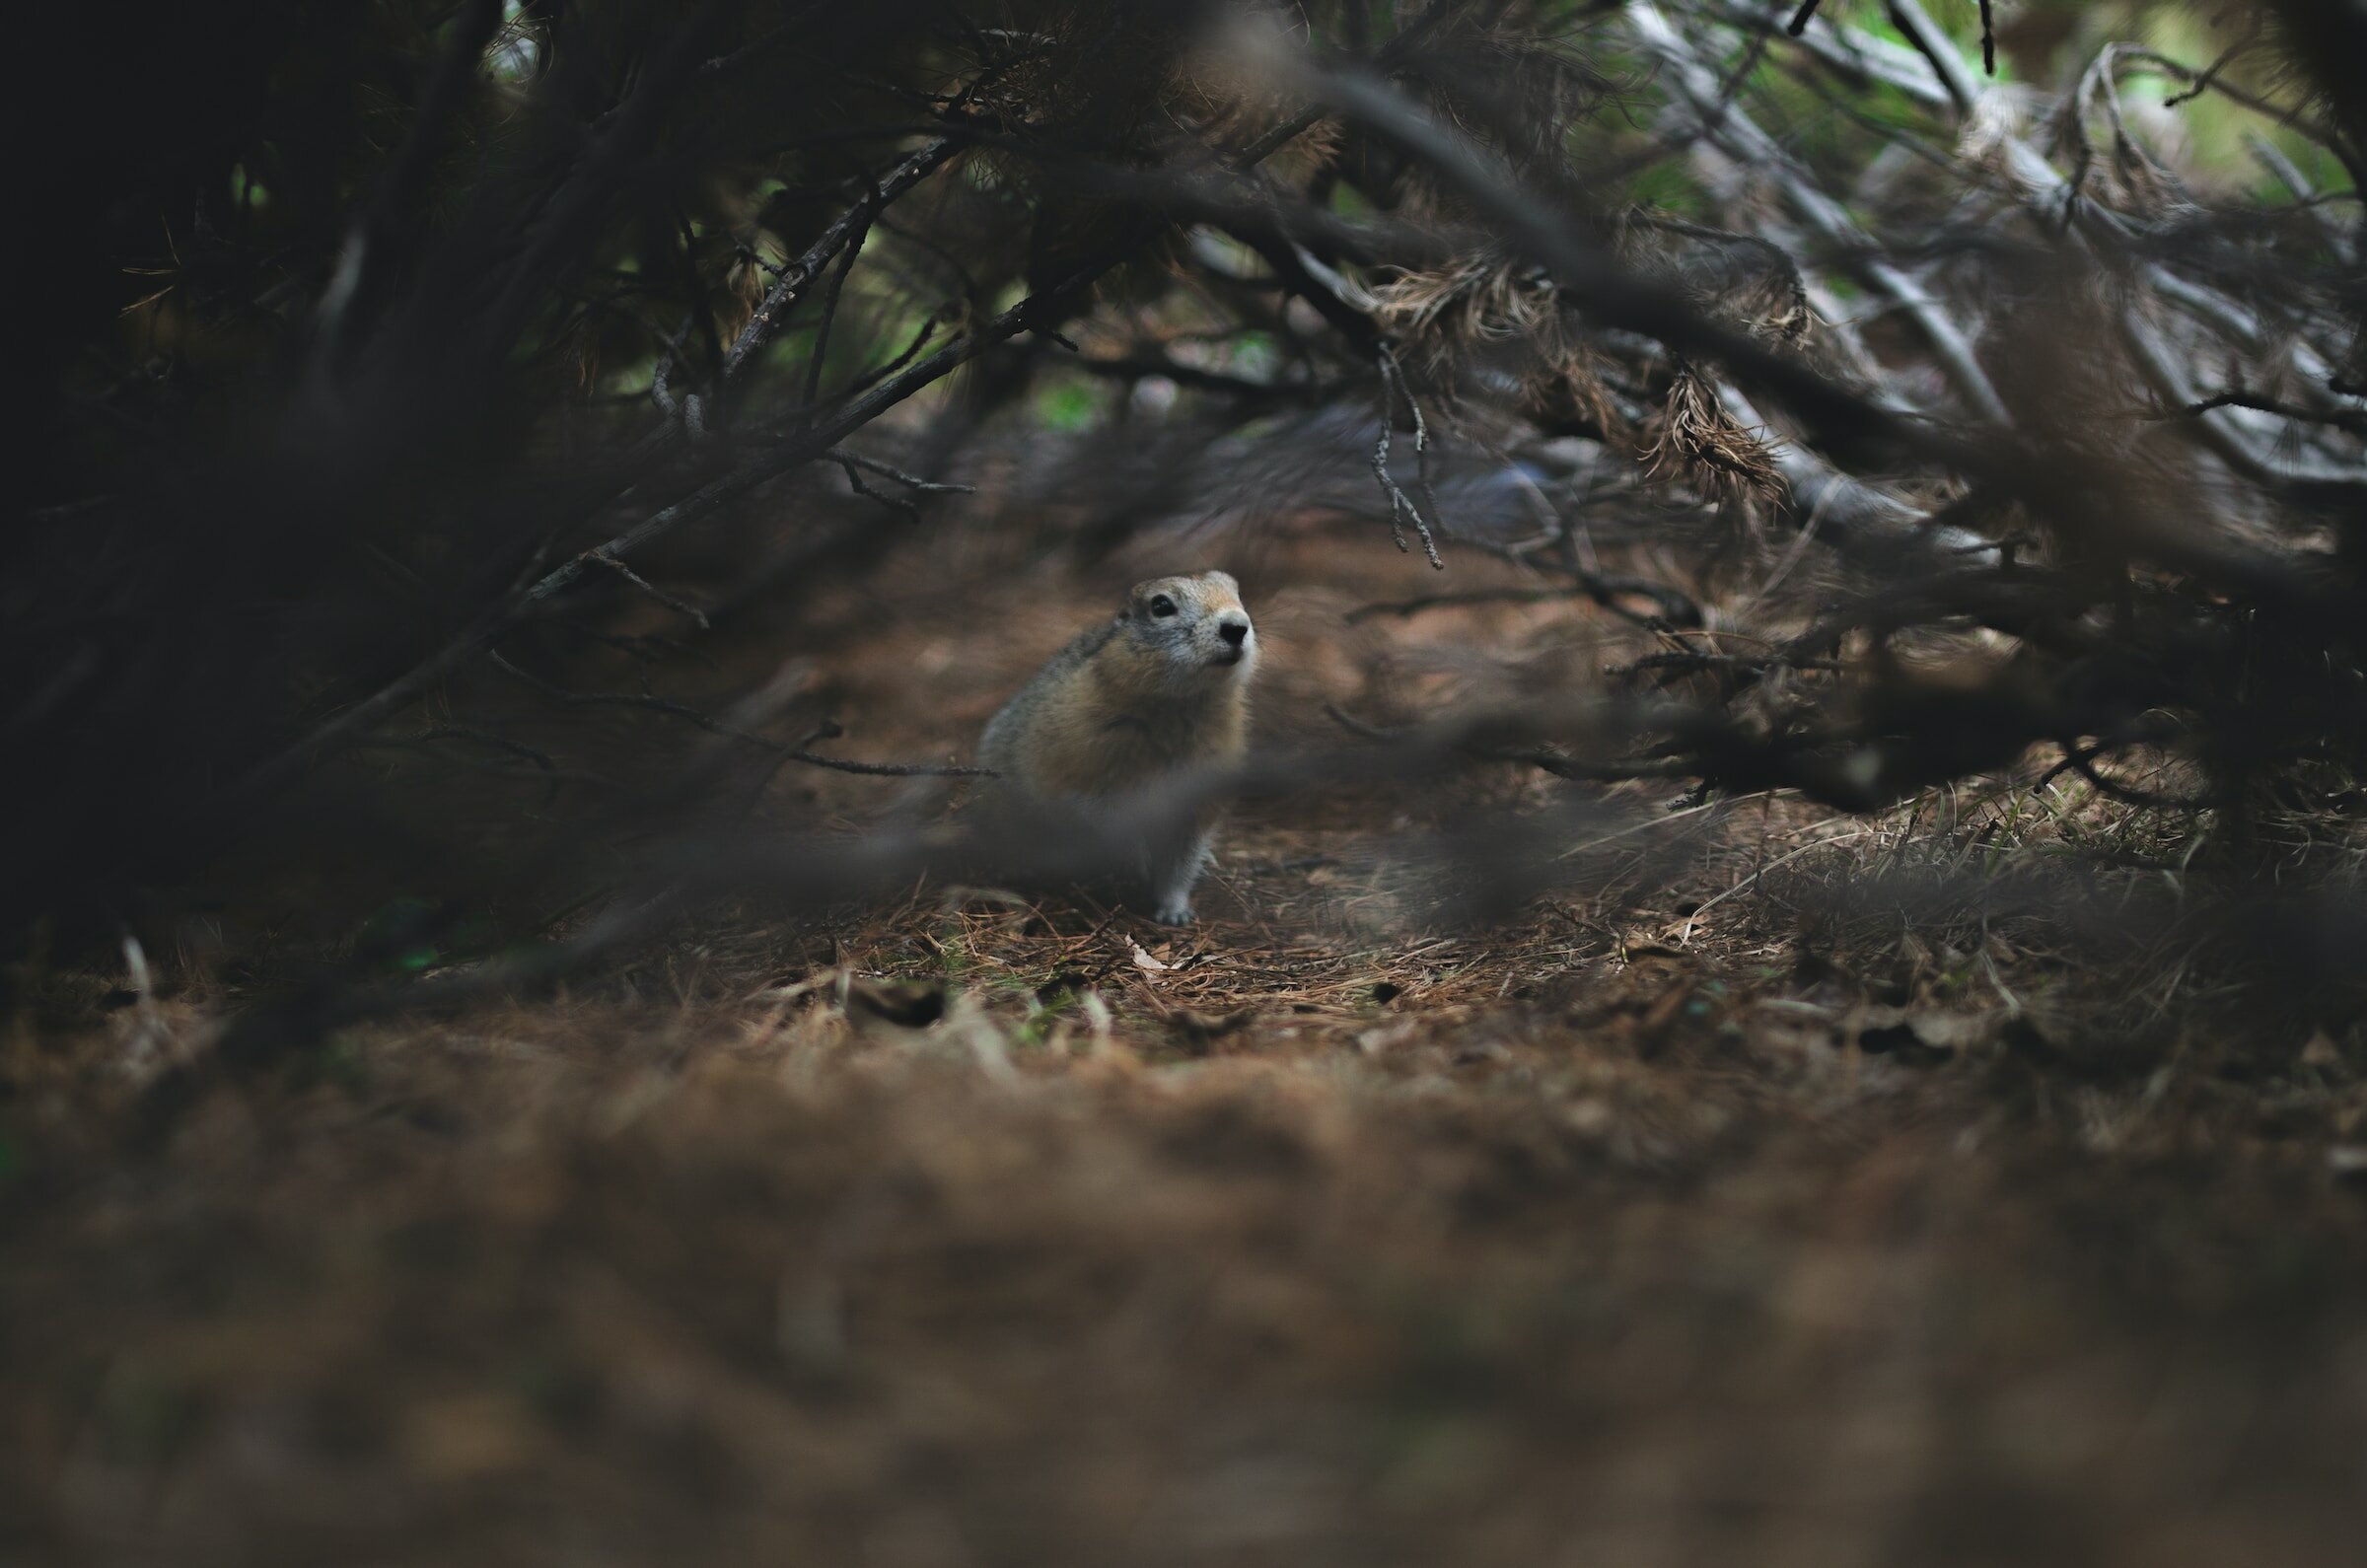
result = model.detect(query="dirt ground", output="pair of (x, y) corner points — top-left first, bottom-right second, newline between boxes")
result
(9, 517), (2367, 1566)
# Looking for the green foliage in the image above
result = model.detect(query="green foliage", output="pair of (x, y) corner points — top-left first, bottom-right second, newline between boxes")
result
(1037, 381), (1103, 433)
(1622, 159), (1712, 218)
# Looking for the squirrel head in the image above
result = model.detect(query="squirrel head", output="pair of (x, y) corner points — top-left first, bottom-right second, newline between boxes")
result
(1117, 571), (1257, 689)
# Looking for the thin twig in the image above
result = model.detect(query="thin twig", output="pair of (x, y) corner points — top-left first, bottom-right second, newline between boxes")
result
(803, 199), (874, 405)
(1371, 343), (1447, 568)
(827, 447), (972, 494)
(2167, 389), (2367, 439)
(843, 305), (955, 397)
(1345, 578), (1699, 629)
(721, 137), (959, 385)
(587, 550), (711, 629)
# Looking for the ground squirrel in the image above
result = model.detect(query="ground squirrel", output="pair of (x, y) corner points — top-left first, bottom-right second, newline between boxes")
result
(977, 571), (1258, 923)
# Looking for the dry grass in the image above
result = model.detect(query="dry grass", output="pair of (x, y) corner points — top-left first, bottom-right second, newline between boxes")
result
(9, 525), (2367, 1566)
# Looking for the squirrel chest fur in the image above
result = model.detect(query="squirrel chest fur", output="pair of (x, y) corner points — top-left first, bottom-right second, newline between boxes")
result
(976, 571), (1257, 922)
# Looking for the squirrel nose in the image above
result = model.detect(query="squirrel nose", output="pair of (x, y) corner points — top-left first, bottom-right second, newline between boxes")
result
(1217, 618), (1250, 648)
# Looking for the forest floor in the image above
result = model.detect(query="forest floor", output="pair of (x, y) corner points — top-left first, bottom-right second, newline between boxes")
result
(9, 516), (2367, 1566)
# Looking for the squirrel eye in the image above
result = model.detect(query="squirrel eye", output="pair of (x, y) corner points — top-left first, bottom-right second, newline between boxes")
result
(1148, 595), (1179, 618)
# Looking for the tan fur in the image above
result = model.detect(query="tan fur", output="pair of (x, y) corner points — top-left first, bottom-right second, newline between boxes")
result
(1021, 606), (1250, 795)
(976, 571), (1258, 923)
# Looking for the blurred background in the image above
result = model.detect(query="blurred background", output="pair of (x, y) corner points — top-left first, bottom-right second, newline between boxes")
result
(10, 2), (2367, 1562)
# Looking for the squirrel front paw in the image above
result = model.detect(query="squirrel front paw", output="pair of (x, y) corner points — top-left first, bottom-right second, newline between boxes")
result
(1152, 898), (1195, 926)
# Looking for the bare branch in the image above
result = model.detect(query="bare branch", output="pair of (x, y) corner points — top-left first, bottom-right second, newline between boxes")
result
(1371, 344), (1446, 569)
(587, 549), (711, 629)
(720, 136), (960, 386)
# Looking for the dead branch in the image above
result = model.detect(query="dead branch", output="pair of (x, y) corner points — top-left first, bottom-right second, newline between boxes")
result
(720, 136), (960, 386)
(1627, 1), (2011, 426)
(1371, 344), (1447, 568)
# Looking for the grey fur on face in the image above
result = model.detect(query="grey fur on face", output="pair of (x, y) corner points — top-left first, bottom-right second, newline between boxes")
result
(1119, 571), (1256, 690)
